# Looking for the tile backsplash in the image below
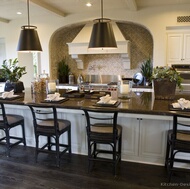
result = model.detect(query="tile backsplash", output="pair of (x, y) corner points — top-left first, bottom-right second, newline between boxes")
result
(50, 21), (153, 82)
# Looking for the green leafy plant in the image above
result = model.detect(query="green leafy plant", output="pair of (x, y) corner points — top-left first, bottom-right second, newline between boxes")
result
(140, 58), (153, 83)
(151, 66), (183, 89)
(1, 58), (27, 82)
(57, 58), (70, 77)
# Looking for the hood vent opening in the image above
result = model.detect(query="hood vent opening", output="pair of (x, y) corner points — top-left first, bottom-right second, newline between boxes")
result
(67, 22), (131, 69)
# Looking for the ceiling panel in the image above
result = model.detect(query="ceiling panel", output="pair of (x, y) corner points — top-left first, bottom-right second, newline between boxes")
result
(0, 0), (190, 22)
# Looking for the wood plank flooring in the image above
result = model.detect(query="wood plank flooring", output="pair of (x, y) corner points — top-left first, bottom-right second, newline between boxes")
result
(0, 146), (189, 189)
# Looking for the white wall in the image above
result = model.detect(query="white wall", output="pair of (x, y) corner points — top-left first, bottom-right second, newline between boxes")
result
(0, 38), (6, 67)
(18, 52), (34, 88)
(0, 4), (190, 87)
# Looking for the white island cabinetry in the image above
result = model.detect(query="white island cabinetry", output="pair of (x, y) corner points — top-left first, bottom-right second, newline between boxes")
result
(1, 105), (172, 166)
(118, 114), (171, 165)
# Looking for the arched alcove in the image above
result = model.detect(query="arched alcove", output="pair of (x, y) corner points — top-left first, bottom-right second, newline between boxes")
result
(49, 21), (153, 82)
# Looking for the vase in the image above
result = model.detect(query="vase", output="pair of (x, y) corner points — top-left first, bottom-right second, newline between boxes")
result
(153, 79), (176, 100)
(59, 75), (68, 83)
(4, 81), (25, 93)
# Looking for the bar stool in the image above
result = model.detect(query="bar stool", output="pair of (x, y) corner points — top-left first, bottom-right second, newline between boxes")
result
(165, 113), (190, 181)
(82, 107), (122, 175)
(0, 102), (26, 157)
(28, 104), (71, 167)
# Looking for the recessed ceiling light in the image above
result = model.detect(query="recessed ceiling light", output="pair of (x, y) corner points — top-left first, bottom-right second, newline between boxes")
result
(17, 12), (22, 15)
(86, 2), (92, 7)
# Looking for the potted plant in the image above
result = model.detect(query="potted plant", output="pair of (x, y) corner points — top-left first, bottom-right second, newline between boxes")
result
(57, 58), (70, 83)
(151, 66), (182, 100)
(140, 57), (153, 86)
(1, 58), (27, 93)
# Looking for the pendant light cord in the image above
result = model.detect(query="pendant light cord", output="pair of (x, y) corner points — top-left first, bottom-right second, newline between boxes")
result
(101, 0), (103, 20)
(27, 0), (30, 26)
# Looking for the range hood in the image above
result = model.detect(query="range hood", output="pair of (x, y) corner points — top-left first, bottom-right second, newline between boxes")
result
(67, 22), (131, 69)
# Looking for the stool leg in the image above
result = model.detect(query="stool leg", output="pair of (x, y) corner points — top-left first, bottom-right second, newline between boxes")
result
(21, 121), (26, 146)
(35, 135), (39, 163)
(68, 127), (71, 154)
(5, 128), (10, 157)
(165, 144), (170, 167)
(93, 142), (97, 158)
(118, 135), (122, 162)
(47, 136), (51, 151)
(88, 140), (92, 173)
(55, 136), (60, 167)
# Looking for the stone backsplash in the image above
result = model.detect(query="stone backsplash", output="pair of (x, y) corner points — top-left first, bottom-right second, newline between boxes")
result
(50, 21), (153, 83)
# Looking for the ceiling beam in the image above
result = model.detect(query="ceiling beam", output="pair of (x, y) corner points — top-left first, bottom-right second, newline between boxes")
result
(0, 17), (10, 23)
(30, 0), (66, 17)
(124, 0), (138, 11)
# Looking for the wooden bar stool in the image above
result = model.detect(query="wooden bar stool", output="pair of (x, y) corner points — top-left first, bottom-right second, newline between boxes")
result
(165, 113), (190, 181)
(82, 107), (122, 176)
(0, 102), (26, 157)
(28, 104), (71, 167)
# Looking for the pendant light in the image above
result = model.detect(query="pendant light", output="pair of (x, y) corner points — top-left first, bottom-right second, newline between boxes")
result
(88, 0), (117, 49)
(17, 0), (42, 52)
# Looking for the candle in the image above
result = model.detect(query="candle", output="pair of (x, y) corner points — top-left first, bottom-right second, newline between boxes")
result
(120, 84), (129, 95)
(48, 82), (56, 93)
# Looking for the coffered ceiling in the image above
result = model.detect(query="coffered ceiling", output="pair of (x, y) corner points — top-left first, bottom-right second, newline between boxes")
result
(0, 0), (190, 23)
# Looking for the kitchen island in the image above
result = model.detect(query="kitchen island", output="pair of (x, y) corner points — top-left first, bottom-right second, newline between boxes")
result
(0, 89), (188, 166)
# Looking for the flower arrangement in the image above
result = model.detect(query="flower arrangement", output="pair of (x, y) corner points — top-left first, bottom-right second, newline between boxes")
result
(151, 66), (183, 89)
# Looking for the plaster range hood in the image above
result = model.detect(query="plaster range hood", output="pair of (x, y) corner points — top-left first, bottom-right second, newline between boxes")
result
(67, 22), (131, 69)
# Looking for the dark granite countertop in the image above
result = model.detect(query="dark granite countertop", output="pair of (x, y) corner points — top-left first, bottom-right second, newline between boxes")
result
(0, 89), (189, 116)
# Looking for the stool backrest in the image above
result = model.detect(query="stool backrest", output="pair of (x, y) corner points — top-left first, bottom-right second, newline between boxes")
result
(172, 114), (190, 143)
(28, 104), (59, 134)
(0, 103), (8, 126)
(82, 107), (119, 142)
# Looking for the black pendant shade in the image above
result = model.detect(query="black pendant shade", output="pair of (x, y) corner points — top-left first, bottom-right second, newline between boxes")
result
(17, 26), (42, 51)
(88, 20), (117, 49)
(88, 0), (117, 49)
(17, 0), (42, 52)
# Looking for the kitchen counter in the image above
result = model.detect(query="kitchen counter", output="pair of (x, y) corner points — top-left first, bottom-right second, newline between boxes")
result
(0, 89), (189, 166)
(0, 88), (185, 116)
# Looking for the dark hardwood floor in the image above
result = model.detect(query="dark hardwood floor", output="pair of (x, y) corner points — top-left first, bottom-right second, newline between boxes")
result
(0, 145), (189, 189)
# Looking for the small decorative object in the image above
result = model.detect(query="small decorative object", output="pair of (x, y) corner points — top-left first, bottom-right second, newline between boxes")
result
(31, 78), (43, 94)
(69, 72), (74, 84)
(1, 58), (27, 93)
(46, 79), (59, 94)
(57, 57), (70, 83)
(118, 78), (131, 100)
(151, 66), (182, 100)
(77, 74), (84, 84)
(140, 57), (153, 86)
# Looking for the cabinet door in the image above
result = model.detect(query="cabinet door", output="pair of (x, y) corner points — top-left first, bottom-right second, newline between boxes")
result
(167, 33), (183, 63)
(139, 119), (170, 160)
(183, 33), (190, 63)
(118, 116), (139, 157)
(57, 110), (87, 154)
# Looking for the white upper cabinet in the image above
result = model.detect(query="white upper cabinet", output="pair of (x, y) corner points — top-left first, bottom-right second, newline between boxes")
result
(167, 32), (190, 66)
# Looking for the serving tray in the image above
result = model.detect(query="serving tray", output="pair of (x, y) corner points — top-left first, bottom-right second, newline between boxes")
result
(94, 101), (121, 107)
(63, 91), (84, 98)
(0, 95), (21, 100)
(169, 104), (190, 112)
(41, 97), (69, 104)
